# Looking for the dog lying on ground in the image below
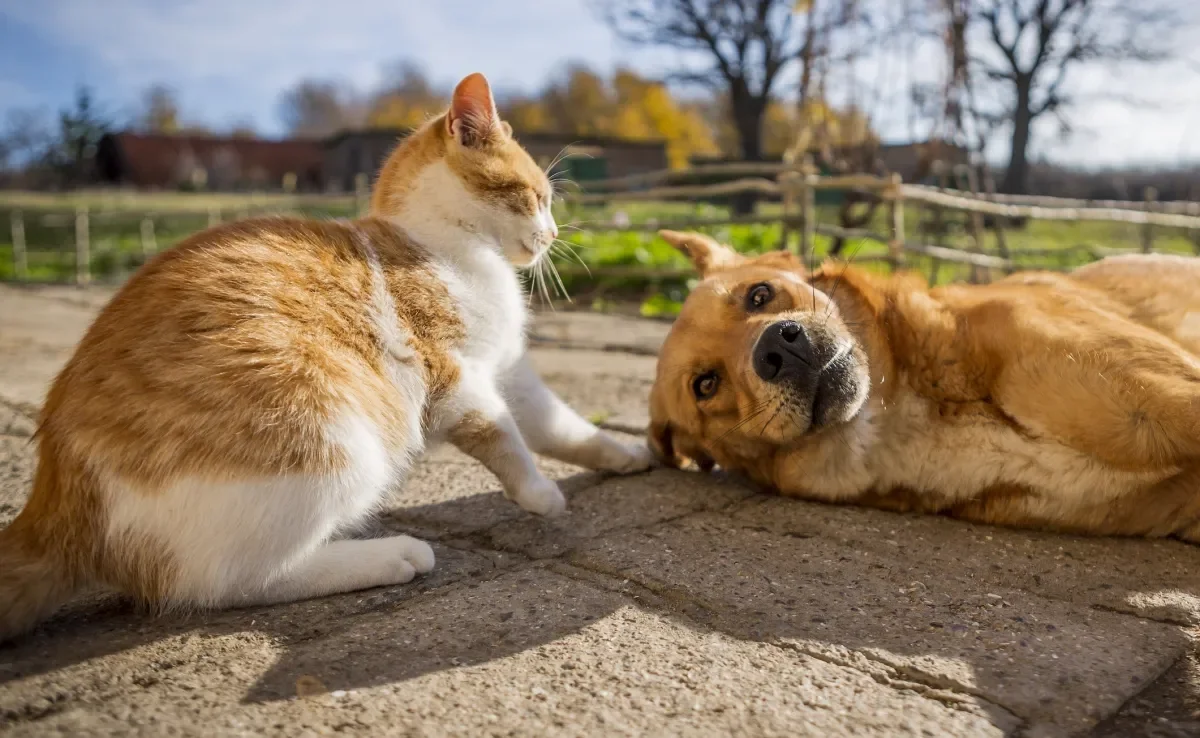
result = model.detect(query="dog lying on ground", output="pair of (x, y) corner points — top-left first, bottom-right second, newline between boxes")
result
(649, 229), (1200, 540)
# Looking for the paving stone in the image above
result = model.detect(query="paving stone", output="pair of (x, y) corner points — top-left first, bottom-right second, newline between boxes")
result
(4, 568), (1007, 737)
(572, 513), (1187, 736)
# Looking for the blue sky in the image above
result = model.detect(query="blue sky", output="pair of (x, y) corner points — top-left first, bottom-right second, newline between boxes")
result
(3, 0), (1199, 168)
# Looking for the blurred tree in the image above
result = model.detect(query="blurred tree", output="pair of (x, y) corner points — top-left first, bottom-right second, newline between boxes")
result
(0, 108), (53, 174)
(955, 0), (1181, 194)
(596, 0), (865, 210)
(609, 69), (718, 168)
(46, 87), (111, 186)
(597, 0), (858, 164)
(278, 79), (360, 138)
(497, 65), (718, 169)
(500, 96), (552, 133)
(702, 97), (876, 159)
(139, 84), (181, 133)
(366, 61), (446, 128)
(540, 65), (615, 135)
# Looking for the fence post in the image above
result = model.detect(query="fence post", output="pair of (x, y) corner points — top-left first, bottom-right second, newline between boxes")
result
(1141, 187), (1157, 254)
(887, 173), (905, 271)
(355, 173), (370, 216)
(140, 217), (157, 260)
(75, 206), (90, 285)
(801, 159), (817, 267)
(928, 162), (947, 285)
(11, 210), (27, 281)
(778, 163), (794, 252)
(953, 165), (987, 283)
(967, 163), (1012, 274)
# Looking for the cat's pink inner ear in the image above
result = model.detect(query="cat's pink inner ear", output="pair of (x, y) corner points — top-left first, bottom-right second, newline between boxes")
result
(448, 73), (499, 146)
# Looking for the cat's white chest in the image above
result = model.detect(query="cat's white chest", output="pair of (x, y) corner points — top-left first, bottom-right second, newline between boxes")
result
(436, 249), (528, 370)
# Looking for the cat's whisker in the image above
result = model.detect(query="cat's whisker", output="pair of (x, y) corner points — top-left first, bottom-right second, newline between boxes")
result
(553, 239), (591, 274)
(546, 256), (572, 304)
(537, 258), (555, 311)
(544, 146), (571, 177)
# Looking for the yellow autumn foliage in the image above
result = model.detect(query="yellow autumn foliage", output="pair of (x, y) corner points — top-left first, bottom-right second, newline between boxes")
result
(500, 66), (719, 169)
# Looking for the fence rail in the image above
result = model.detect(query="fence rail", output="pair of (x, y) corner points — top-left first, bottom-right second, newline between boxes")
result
(3, 162), (1199, 286)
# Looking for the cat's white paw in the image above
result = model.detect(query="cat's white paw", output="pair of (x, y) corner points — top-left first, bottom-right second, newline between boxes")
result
(513, 477), (567, 517)
(597, 439), (657, 474)
(372, 535), (436, 584)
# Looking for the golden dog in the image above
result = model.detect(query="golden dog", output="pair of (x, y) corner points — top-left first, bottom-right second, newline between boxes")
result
(649, 229), (1200, 540)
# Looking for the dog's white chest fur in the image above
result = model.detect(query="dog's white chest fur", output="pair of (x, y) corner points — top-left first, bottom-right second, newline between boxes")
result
(792, 391), (1172, 510)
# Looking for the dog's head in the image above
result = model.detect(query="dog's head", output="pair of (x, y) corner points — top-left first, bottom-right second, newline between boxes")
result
(648, 230), (874, 473)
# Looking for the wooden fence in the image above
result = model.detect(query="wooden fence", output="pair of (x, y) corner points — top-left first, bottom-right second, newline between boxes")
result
(555, 160), (1200, 284)
(4, 162), (1200, 285)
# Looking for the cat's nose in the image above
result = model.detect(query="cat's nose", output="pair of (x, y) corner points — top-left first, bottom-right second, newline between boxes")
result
(548, 222), (559, 239)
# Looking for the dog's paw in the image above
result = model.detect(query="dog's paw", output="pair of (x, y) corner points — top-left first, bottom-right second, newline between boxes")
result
(512, 476), (567, 517)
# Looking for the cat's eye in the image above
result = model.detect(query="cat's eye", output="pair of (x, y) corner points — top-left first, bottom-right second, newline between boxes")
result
(745, 283), (774, 311)
(692, 371), (720, 400)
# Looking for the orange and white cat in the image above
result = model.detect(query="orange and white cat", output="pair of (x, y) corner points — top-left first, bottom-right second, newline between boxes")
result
(0, 73), (652, 641)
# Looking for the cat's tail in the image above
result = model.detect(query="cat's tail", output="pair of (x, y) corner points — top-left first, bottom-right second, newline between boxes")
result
(0, 451), (89, 644)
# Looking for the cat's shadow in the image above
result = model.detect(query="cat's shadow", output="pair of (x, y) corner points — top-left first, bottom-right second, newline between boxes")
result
(4, 468), (1200, 735)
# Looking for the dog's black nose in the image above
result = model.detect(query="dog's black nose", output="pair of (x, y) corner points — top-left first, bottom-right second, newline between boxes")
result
(753, 320), (816, 383)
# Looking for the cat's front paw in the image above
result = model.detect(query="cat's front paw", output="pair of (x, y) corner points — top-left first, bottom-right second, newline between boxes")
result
(596, 439), (656, 474)
(512, 476), (567, 517)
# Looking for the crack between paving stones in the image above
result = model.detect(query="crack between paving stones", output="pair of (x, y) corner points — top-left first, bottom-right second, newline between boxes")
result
(1082, 649), (1194, 738)
(558, 517), (1034, 724)
(552, 555), (1029, 731)
(718, 498), (1200, 633)
(771, 640), (1028, 730)
(1090, 602), (1199, 628)
(0, 396), (37, 420)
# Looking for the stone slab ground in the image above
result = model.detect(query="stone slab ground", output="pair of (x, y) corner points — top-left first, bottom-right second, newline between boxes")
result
(1, 283), (1199, 737)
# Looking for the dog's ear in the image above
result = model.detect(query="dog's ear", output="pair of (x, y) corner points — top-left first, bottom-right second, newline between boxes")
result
(648, 420), (716, 473)
(659, 230), (743, 276)
(648, 420), (680, 469)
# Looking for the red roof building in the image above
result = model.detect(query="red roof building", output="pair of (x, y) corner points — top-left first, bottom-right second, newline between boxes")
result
(95, 132), (325, 191)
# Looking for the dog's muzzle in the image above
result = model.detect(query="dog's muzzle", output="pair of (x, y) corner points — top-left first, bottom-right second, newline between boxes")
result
(752, 320), (816, 386)
(752, 319), (860, 429)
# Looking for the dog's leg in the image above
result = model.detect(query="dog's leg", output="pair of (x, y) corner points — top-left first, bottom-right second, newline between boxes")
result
(981, 300), (1200, 471)
(502, 354), (653, 473)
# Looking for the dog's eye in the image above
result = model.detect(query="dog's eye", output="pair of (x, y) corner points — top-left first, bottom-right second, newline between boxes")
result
(746, 283), (774, 311)
(692, 371), (720, 400)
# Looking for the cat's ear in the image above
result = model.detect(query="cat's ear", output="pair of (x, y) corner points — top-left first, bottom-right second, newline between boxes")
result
(447, 73), (502, 148)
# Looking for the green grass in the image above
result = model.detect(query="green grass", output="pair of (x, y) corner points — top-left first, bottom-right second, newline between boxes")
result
(2, 193), (1196, 316)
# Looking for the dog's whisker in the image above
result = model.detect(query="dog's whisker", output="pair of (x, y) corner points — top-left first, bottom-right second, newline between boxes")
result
(821, 241), (867, 328)
(718, 401), (777, 443)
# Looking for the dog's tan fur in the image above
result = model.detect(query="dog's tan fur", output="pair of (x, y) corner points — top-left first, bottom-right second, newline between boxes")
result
(650, 231), (1200, 540)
